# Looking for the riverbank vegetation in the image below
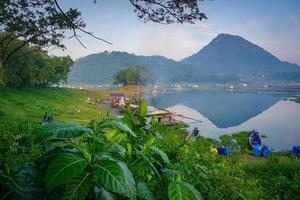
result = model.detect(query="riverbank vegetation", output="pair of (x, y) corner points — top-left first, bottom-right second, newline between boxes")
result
(113, 66), (154, 86)
(1, 87), (300, 199)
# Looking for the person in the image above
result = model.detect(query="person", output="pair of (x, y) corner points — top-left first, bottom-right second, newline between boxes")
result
(43, 112), (49, 122)
(192, 127), (200, 138)
(43, 112), (53, 123)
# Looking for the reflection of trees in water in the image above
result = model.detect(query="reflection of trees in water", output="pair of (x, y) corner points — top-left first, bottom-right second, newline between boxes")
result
(148, 91), (281, 128)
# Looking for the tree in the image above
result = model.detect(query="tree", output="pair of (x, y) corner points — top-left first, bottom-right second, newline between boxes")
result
(0, 0), (207, 67)
(0, 34), (73, 87)
(128, 0), (207, 24)
(0, 0), (84, 67)
(0, 0), (207, 87)
(113, 66), (154, 85)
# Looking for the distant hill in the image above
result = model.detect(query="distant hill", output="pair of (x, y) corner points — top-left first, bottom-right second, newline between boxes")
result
(68, 34), (300, 85)
(182, 33), (300, 81)
(68, 51), (191, 85)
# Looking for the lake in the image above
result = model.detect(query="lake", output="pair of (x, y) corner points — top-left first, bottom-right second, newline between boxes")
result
(147, 90), (300, 150)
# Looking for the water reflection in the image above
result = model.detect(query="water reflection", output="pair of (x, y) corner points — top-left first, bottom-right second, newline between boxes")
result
(147, 90), (300, 149)
(148, 90), (281, 128)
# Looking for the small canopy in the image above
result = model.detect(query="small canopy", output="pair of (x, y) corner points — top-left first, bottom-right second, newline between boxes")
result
(130, 104), (139, 108)
(148, 109), (171, 116)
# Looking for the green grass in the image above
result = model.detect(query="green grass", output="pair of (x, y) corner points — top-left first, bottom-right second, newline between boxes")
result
(0, 87), (108, 124)
(243, 158), (300, 199)
(0, 87), (111, 172)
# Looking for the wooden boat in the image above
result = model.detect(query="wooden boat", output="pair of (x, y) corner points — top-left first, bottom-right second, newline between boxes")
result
(249, 130), (262, 148)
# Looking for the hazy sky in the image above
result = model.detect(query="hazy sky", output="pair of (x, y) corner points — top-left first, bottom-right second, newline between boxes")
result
(52, 0), (300, 65)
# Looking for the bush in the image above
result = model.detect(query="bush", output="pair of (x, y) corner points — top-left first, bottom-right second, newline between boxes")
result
(244, 158), (300, 199)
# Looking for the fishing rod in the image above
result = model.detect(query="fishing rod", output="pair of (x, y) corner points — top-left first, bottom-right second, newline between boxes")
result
(174, 114), (203, 123)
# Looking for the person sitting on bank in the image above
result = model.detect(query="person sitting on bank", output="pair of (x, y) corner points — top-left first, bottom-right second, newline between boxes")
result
(43, 112), (53, 123)
(192, 127), (200, 138)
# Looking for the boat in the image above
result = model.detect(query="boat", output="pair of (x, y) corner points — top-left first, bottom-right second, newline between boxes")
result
(249, 129), (262, 148)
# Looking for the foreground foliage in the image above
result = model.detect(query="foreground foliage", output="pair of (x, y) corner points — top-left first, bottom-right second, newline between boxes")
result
(0, 101), (202, 199)
(0, 90), (300, 199)
(244, 158), (300, 200)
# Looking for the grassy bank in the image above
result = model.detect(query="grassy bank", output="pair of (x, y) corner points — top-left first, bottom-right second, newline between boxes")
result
(0, 87), (109, 124)
(0, 86), (144, 172)
(1, 87), (299, 199)
(0, 87), (110, 173)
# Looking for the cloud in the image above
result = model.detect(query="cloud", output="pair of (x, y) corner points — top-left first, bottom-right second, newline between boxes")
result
(135, 24), (209, 61)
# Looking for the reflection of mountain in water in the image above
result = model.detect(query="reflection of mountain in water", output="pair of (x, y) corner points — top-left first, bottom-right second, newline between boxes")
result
(148, 90), (282, 128)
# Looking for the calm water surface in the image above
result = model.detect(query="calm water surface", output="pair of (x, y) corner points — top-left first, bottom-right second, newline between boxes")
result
(147, 90), (300, 150)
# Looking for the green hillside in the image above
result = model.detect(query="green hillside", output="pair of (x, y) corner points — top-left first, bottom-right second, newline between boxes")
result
(68, 34), (300, 86)
(68, 51), (240, 85)
(0, 87), (107, 125)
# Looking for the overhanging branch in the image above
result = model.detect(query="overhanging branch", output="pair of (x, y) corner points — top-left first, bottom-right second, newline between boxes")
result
(54, 0), (113, 47)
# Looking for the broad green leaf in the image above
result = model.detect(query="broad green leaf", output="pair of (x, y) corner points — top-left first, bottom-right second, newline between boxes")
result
(111, 133), (127, 144)
(140, 100), (148, 117)
(81, 148), (92, 163)
(40, 122), (93, 138)
(35, 147), (81, 171)
(175, 175), (182, 183)
(144, 137), (156, 150)
(113, 145), (126, 157)
(45, 153), (88, 192)
(181, 182), (203, 200)
(127, 143), (132, 157)
(95, 186), (117, 200)
(161, 168), (185, 183)
(150, 116), (156, 126)
(168, 182), (202, 200)
(99, 119), (136, 137)
(94, 159), (136, 199)
(150, 130), (162, 139)
(119, 161), (137, 200)
(105, 130), (126, 144)
(148, 162), (161, 180)
(150, 146), (170, 164)
(137, 182), (155, 200)
(62, 172), (92, 200)
(105, 129), (117, 140)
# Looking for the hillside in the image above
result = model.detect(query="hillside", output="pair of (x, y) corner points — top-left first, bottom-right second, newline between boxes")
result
(68, 51), (190, 85)
(0, 88), (107, 124)
(182, 34), (300, 81)
(68, 34), (300, 85)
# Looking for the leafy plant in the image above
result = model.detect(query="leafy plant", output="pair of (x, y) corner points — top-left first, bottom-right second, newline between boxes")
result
(1, 101), (202, 200)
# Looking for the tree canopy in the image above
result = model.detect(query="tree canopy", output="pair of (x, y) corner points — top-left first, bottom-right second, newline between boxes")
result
(129, 0), (207, 24)
(113, 66), (154, 85)
(0, 0), (207, 66)
(0, 33), (73, 87)
(0, 0), (207, 87)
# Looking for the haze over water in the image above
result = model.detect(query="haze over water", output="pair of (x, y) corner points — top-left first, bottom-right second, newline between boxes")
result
(148, 90), (300, 150)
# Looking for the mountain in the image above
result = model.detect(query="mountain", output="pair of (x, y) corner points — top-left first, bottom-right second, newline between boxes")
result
(182, 33), (300, 81)
(68, 51), (237, 85)
(68, 34), (300, 85)
(68, 51), (189, 85)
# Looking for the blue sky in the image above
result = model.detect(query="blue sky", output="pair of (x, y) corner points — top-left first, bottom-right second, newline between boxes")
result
(52, 0), (300, 65)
